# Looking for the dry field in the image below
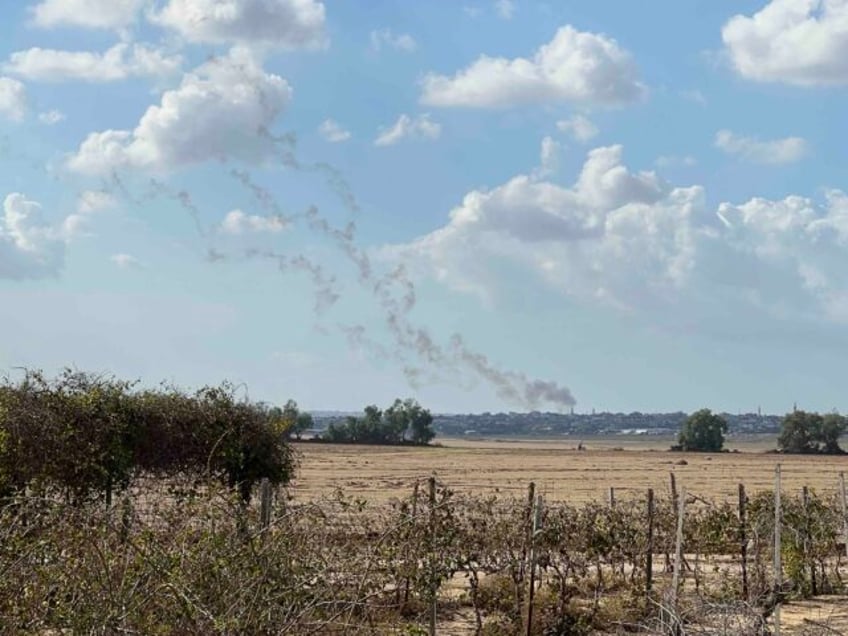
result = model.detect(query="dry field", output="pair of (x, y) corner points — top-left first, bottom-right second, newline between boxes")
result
(292, 435), (848, 504)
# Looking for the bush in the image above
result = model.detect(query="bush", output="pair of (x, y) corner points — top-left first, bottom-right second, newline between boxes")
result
(0, 370), (295, 503)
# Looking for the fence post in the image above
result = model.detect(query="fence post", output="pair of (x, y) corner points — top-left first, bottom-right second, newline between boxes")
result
(519, 482), (536, 601)
(608, 486), (616, 508)
(670, 472), (679, 516)
(526, 494), (544, 636)
(738, 483), (748, 601)
(840, 472), (848, 559)
(802, 485), (816, 595)
(260, 478), (272, 530)
(428, 476), (437, 636)
(403, 481), (419, 610)
(774, 464), (782, 636)
(671, 487), (686, 606)
(662, 486), (686, 634)
(646, 488), (654, 596)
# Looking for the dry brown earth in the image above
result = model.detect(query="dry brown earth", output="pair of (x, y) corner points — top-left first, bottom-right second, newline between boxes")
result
(292, 436), (848, 504)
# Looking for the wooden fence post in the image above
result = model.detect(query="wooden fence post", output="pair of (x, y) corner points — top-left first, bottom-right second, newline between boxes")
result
(670, 472), (679, 515)
(738, 483), (748, 601)
(428, 476), (437, 636)
(802, 485), (816, 595)
(608, 486), (616, 508)
(260, 478), (272, 530)
(840, 472), (848, 559)
(526, 494), (544, 636)
(774, 464), (782, 636)
(671, 487), (686, 604)
(403, 481), (419, 610)
(519, 482), (536, 600)
(664, 486), (686, 635)
(646, 488), (654, 595)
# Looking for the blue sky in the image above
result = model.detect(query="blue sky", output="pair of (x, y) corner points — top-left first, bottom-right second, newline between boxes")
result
(2, 0), (848, 415)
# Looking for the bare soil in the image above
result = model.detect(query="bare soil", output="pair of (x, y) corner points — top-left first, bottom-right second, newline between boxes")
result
(292, 436), (848, 504)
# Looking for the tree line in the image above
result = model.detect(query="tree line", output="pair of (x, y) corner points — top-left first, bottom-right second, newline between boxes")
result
(320, 398), (435, 445)
(677, 407), (847, 454)
(0, 370), (438, 503)
(0, 369), (296, 503)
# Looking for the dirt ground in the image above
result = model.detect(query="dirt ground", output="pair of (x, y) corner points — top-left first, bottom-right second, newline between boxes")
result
(291, 436), (848, 505)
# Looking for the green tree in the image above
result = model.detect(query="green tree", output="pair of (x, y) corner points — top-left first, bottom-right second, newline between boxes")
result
(677, 409), (727, 452)
(321, 399), (435, 445)
(779, 410), (846, 454)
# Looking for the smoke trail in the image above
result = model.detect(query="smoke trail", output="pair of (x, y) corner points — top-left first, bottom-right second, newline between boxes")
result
(96, 121), (576, 411)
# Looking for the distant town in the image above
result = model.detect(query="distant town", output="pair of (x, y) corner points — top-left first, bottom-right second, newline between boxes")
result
(312, 410), (783, 438)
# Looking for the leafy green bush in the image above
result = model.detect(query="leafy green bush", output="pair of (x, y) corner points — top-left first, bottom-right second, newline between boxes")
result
(0, 370), (295, 503)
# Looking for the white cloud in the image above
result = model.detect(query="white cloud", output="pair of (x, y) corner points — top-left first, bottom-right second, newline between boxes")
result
(420, 25), (646, 108)
(220, 209), (287, 234)
(722, 0), (848, 85)
(388, 144), (848, 325)
(77, 190), (117, 214)
(38, 109), (65, 125)
(63, 190), (117, 237)
(715, 130), (808, 164)
(318, 118), (351, 142)
(149, 0), (327, 50)
(1, 193), (65, 280)
(717, 190), (848, 322)
(5, 43), (182, 83)
(370, 29), (417, 53)
(556, 114), (598, 142)
(387, 145), (691, 306)
(67, 47), (291, 174)
(494, 0), (515, 19)
(375, 113), (441, 146)
(111, 253), (143, 269)
(0, 77), (27, 121)
(535, 136), (560, 178)
(31, 0), (144, 30)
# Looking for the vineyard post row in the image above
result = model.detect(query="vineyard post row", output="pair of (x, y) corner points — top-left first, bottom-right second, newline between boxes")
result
(396, 464), (848, 634)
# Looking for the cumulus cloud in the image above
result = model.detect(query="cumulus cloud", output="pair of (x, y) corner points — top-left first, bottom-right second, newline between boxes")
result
(63, 190), (117, 237)
(420, 25), (646, 108)
(375, 113), (441, 146)
(67, 47), (291, 174)
(370, 29), (417, 53)
(1, 193), (65, 280)
(5, 43), (182, 83)
(387, 145), (691, 306)
(318, 119), (351, 142)
(722, 0), (848, 85)
(220, 209), (287, 234)
(717, 190), (848, 321)
(0, 77), (27, 121)
(31, 0), (144, 30)
(715, 130), (808, 164)
(534, 136), (560, 178)
(556, 114), (598, 142)
(387, 143), (848, 325)
(149, 0), (327, 50)
(38, 109), (65, 125)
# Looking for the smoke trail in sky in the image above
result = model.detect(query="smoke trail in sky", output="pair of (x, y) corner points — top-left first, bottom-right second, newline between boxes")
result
(99, 132), (576, 411)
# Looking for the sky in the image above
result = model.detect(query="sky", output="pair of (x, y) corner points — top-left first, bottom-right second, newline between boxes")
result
(1, 0), (848, 415)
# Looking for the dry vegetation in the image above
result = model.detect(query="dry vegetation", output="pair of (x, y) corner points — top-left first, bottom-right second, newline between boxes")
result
(292, 436), (848, 504)
(5, 430), (848, 634)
